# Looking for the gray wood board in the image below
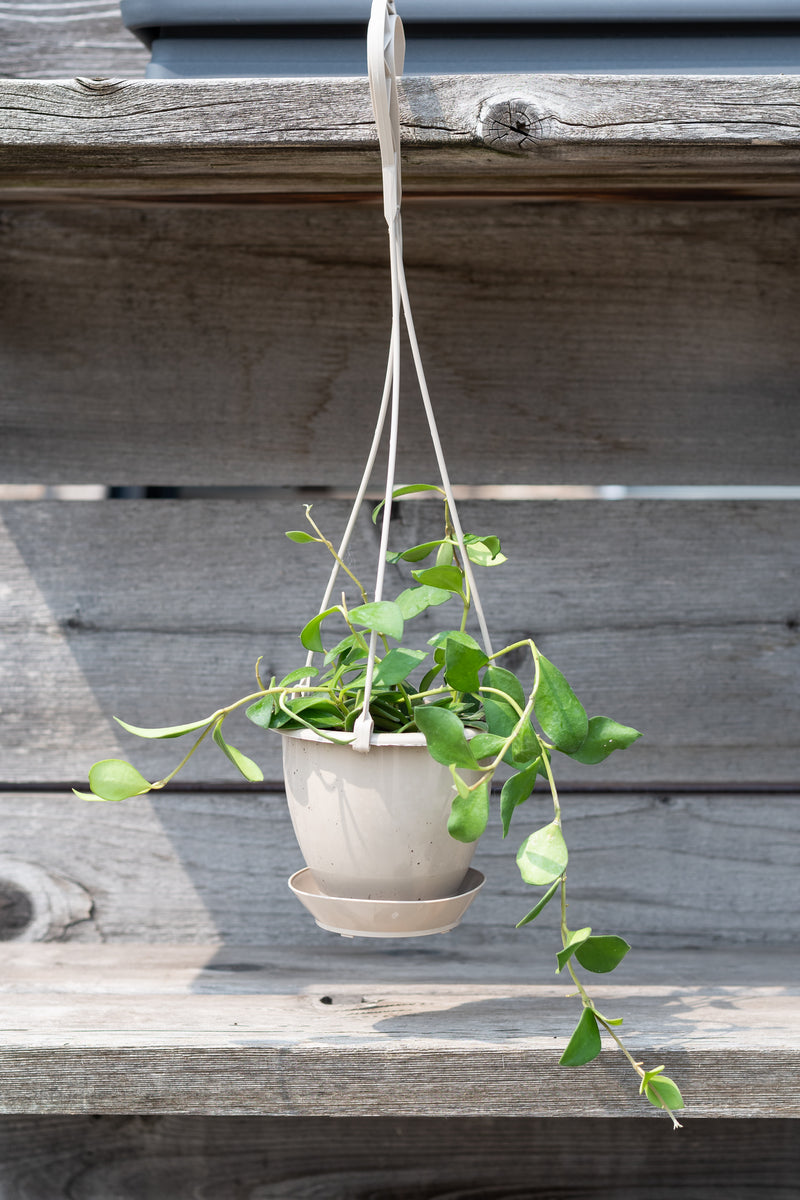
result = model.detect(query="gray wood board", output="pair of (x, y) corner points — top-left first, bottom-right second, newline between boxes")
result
(3, 76), (800, 197)
(0, 1115), (796, 1200)
(2, 201), (800, 486)
(0, 3), (146, 82)
(0, 947), (797, 1117)
(1, 498), (797, 785)
(0, 790), (797, 947)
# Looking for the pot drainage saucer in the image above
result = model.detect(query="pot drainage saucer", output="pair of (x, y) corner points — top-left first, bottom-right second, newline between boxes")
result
(287, 867), (485, 938)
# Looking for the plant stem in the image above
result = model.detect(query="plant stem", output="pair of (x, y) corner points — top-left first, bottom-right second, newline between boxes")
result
(304, 506), (369, 604)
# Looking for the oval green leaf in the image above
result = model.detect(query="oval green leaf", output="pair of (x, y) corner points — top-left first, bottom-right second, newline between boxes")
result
(644, 1075), (685, 1112)
(575, 934), (631, 974)
(285, 530), (318, 544)
(114, 715), (213, 740)
(444, 640), (489, 694)
(556, 926), (592, 974)
(246, 695), (276, 729)
(412, 565), (464, 594)
(516, 820), (568, 885)
(570, 716), (642, 765)
(500, 759), (542, 837)
(559, 1008), (602, 1067)
(278, 666), (319, 687)
(534, 655), (588, 754)
(469, 732), (507, 761)
(212, 722), (264, 783)
(300, 606), (341, 653)
(371, 647), (428, 687)
(387, 540), (443, 564)
(414, 704), (480, 770)
(395, 585), (451, 620)
(516, 878), (560, 928)
(448, 779), (489, 844)
(87, 759), (152, 802)
(348, 601), (404, 641)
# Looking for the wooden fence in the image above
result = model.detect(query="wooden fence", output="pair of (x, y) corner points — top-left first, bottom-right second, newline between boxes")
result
(0, 4), (798, 1196)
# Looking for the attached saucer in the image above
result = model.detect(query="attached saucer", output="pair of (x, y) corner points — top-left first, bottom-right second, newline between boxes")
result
(288, 867), (485, 939)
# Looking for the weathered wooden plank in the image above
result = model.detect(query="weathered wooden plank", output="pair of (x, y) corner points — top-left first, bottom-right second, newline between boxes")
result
(1, 499), (797, 785)
(0, 1115), (795, 1199)
(0, 946), (797, 1116)
(3, 201), (800, 486)
(2, 76), (800, 198)
(0, 790), (796, 947)
(0, 2), (146, 82)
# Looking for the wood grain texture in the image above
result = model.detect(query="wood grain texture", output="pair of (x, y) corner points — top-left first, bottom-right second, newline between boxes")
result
(1, 498), (797, 785)
(0, 946), (797, 1117)
(3, 201), (800, 487)
(0, 1), (146, 82)
(0, 790), (797, 947)
(2, 76), (800, 198)
(0, 1115), (796, 1199)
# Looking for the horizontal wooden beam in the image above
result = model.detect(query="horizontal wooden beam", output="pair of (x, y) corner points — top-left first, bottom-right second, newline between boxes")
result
(2, 499), (797, 786)
(0, 1113), (797, 1200)
(1, 790), (797, 947)
(2, 76), (800, 198)
(0, 945), (797, 1117)
(3, 201), (799, 486)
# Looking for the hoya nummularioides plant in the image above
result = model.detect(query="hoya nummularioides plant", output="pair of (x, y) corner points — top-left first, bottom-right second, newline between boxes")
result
(75, 484), (683, 1125)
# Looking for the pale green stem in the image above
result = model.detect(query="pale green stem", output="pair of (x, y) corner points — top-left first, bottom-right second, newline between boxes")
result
(305, 506), (369, 604)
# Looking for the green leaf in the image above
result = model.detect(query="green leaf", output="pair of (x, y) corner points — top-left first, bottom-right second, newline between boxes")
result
(418, 662), (444, 692)
(387, 539), (443, 564)
(643, 1071), (685, 1112)
(575, 935), (631, 974)
(448, 778), (489, 843)
(372, 483), (443, 523)
(556, 926), (592, 974)
(300, 606), (341, 653)
(483, 665), (526, 710)
(372, 647), (428, 687)
(86, 759), (152, 802)
(395, 585), (451, 620)
(500, 759), (541, 837)
(444, 640), (489, 693)
(516, 821), (568, 885)
(349, 601), (404, 641)
(285, 530), (318, 544)
(113, 715), (213, 740)
(570, 716), (642, 765)
(212, 722), (264, 783)
(469, 732), (507, 761)
(465, 535), (507, 566)
(323, 633), (364, 665)
(278, 666), (319, 687)
(482, 666), (527, 743)
(560, 1008), (602, 1067)
(510, 721), (540, 766)
(414, 704), (480, 770)
(428, 629), (483, 651)
(436, 541), (454, 567)
(412, 565), (464, 594)
(534, 655), (588, 754)
(245, 695), (276, 729)
(592, 1008), (624, 1027)
(516, 879), (560, 928)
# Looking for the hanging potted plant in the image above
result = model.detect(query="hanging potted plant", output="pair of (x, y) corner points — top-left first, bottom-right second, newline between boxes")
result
(75, 0), (684, 1127)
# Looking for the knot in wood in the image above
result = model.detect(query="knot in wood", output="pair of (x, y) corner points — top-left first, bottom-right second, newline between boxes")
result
(73, 77), (125, 95)
(478, 96), (541, 154)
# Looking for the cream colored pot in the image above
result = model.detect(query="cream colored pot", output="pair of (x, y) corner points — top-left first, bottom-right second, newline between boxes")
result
(281, 728), (482, 902)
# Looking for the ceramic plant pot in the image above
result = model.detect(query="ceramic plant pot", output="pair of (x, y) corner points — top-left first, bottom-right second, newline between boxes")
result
(281, 728), (482, 903)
